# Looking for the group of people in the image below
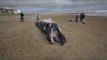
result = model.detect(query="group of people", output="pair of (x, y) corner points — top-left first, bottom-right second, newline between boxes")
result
(20, 12), (85, 24)
(75, 12), (85, 24)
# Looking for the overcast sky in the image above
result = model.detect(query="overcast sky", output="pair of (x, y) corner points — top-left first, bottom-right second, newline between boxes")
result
(0, 0), (107, 13)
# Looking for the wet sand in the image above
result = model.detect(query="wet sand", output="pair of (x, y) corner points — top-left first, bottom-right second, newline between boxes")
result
(0, 13), (107, 60)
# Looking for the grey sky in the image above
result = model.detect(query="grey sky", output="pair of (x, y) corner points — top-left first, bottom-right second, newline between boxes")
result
(0, 0), (107, 7)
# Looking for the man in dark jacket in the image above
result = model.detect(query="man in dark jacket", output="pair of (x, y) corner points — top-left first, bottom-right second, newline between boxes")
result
(20, 12), (24, 22)
(80, 12), (85, 24)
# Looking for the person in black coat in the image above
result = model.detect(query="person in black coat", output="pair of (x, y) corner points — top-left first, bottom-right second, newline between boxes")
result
(20, 12), (24, 22)
(80, 12), (85, 24)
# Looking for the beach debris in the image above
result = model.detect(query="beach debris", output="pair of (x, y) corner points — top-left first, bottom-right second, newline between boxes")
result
(69, 20), (72, 22)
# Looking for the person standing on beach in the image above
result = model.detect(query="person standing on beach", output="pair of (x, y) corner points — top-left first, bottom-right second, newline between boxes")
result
(75, 14), (79, 22)
(80, 12), (83, 22)
(36, 14), (39, 21)
(20, 12), (24, 22)
(80, 12), (85, 24)
(82, 12), (85, 24)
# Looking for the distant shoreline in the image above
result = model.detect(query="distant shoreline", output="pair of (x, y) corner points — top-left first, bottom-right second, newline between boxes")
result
(25, 12), (107, 17)
(1, 12), (107, 17)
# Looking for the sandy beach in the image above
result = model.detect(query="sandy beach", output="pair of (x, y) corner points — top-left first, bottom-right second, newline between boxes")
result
(0, 13), (107, 60)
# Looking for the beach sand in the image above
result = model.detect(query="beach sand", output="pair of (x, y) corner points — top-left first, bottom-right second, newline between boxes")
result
(0, 13), (107, 60)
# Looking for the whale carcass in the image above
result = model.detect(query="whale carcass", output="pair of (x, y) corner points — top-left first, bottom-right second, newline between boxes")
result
(36, 18), (66, 46)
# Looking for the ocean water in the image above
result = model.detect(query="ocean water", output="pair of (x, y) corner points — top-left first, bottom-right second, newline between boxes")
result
(84, 10), (107, 16)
